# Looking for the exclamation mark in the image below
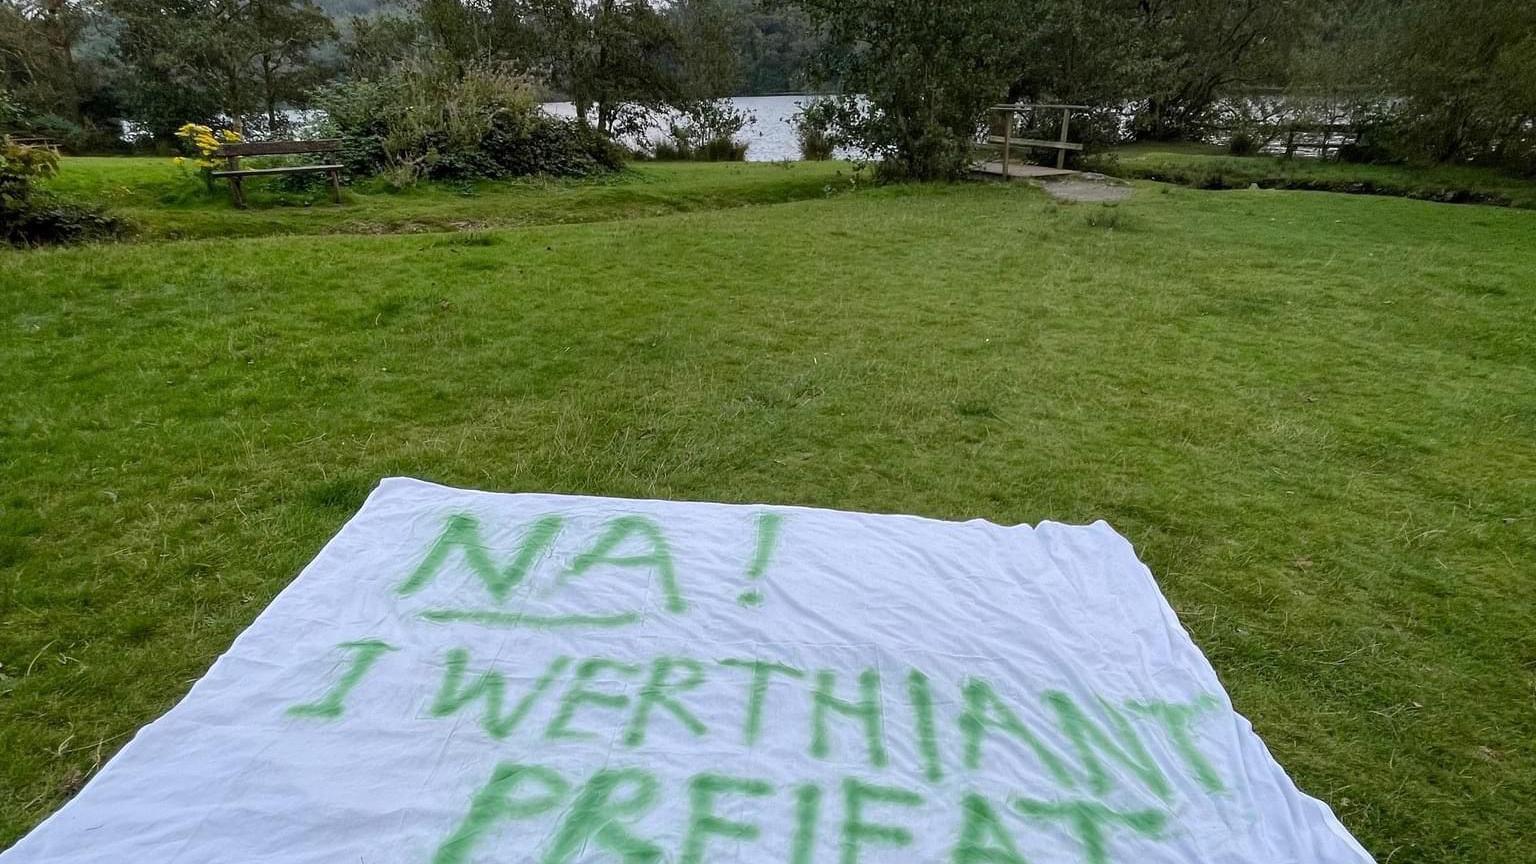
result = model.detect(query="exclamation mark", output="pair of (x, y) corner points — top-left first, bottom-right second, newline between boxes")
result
(737, 512), (783, 607)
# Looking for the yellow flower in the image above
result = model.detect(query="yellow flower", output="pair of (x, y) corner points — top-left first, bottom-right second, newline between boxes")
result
(173, 156), (186, 166)
(218, 129), (243, 142)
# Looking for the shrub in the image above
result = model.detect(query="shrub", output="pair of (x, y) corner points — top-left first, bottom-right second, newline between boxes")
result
(698, 136), (749, 161)
(651, 100), (753, 162)
(1, 138), (122, 245)
(1227, 130), (1260, 156)
(796, 117), (835, 161)
(1335, 134), (1398, 165)
(483, 114), (625, 176)
(313, 61), (624, 183)
(0, 90), (19, 128)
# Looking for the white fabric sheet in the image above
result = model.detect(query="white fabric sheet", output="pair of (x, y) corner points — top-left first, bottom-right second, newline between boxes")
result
(2, 477), (1374, 864)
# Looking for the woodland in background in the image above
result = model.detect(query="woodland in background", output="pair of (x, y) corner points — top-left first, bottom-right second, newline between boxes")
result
(1, 0), (1533, 178)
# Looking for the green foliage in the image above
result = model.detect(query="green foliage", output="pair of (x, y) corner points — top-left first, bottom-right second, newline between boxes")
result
(105, 0), (336, 138)
(651, 99), (752, 161)
(795, 0), (1019, 180)
(667, 0), (745, 99)
(1131, 0), (1315, 141)
(0, 137), (58, 188)
(723, 0), (818, 94)
(789, 0), (1533, 176)
(0, 138), (121, 244)
(313, 61), (624, 182)
(342, 12), (425, 79)
(792, 0), (1158, 178)
(651, 136), (747, 161)
(1227, 130), (1260, 157)
(413, 0), (704, 136)
(0, 1), (127, 152)
(795, 117), (834, 161)
(334, 0), (817, 99)
(0, 195), (122, 245)
(1362, 0), (1536, 172)
(0, 88), (20, 127)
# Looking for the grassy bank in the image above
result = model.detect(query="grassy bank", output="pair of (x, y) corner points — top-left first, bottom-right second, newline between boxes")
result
(1108, 142), (1536, 208)
(42, 156), (858, 240)
(3, 165), (1535, 861)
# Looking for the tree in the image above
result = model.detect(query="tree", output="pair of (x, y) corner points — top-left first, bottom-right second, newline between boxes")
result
(522, 0), (683, 134)
(1130, 0), (1319, 140)
(794, 0), (1153, 179)
(0, 1), (130, 148)
(1361, 0), (1536, 168)
(411, 0), (727, 136)
(727, 0), (816, 95)
(793, 0), (1018, 178)
(251, 0), (336, 128)
(0, 0), (87, 121)
(107, 0), (335, 137)
(342, 11), (426, 79)
(667, 0), (741, 99)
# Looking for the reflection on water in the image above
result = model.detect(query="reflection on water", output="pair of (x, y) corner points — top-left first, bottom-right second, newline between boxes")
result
(541, 94), (827, 162)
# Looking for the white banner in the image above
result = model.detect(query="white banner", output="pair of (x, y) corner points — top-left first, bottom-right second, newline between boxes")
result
(3, 478), (1373, 864)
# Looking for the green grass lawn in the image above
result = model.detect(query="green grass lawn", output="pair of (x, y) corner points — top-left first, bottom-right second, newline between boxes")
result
(3, 161), (1536, 861)
(42, 156), (859, 239)
(1109, 142), (1536, 209)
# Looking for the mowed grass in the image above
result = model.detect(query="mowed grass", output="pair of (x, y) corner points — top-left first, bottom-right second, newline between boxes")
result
(2, 168), (1536, 862)
(1111, 142), (1536, 209)
(42, 156), (858, 239)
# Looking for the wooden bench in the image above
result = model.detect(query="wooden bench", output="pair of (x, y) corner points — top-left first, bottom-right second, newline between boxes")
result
(209, 139), (344, 208)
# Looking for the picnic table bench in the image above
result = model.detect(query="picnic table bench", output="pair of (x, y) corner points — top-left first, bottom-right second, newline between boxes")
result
(209, 139), (344, 208)
(6, 136), (62, 153)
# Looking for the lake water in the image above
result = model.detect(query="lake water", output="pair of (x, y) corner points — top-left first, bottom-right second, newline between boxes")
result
(541, 94), (823, 162)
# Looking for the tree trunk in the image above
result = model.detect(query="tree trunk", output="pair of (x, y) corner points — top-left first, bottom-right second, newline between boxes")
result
(228, 65), (245, 135)
(263, 55), (278, 131)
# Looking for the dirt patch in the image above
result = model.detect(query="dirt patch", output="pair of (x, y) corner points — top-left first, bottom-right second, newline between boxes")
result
(1036, 173), (1134, 203)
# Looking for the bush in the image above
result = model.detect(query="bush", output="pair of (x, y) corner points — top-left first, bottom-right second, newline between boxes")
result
(1, 138), (122, 245)
(1335, 134), (1399, 165)
(1227, 130), (1260, 156)
(792, 1), (1030, 180)
(796, 118), (835, 161)
(485, 115), (626, 176)
(312, 61), (625, 183)
(653, 135), (748, 162)
(650, 100), (753, 162)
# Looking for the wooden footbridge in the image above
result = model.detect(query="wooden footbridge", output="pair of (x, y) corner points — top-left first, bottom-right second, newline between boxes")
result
(974, 103), (1086, 180)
